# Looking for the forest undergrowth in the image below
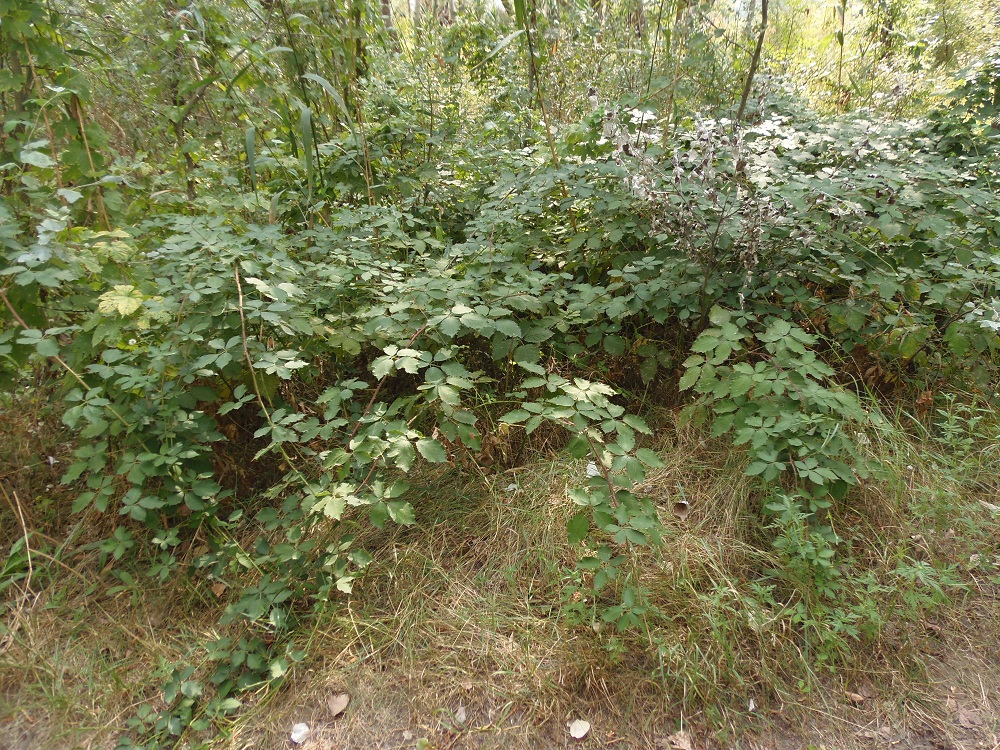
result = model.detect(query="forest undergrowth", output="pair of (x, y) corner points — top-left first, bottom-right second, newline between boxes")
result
(3, 0), (1000, 748)
(3, 383), (1000, 749)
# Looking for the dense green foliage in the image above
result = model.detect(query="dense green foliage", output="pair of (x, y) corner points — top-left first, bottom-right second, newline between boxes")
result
(2, 0), (1000, 745)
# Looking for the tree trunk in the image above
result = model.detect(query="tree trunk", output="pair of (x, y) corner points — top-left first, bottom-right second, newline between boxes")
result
(634, 0), (647, 39)
(736, 0), (767, 122)
(381, 0), (395, 34)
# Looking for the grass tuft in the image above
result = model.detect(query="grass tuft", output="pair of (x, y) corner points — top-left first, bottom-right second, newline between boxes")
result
(3, 390), (1000, 749)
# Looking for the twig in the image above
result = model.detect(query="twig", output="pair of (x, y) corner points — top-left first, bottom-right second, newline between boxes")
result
(68, 97), (110, 229)
(0, 485), (35, 651)
(583, 431), (619, 507)
(22, 41), (66, 199)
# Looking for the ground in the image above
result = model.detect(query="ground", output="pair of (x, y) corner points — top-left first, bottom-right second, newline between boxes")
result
(2, 392), (999, 750)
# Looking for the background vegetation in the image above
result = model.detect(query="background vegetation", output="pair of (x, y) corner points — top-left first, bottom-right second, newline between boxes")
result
(2, 0), (1000, 747)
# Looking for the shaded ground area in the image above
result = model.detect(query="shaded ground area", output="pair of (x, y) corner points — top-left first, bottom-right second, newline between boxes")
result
(3, 538), (998, 750)
(193, 578), (1000, 750)
(3, 395), (1000, 750)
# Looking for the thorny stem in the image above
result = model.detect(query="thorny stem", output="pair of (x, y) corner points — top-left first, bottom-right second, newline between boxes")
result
(583, 431), (619, 507)
(346, 322), (429, 447)
(234, 264), (311, 487)
(23, 41), (66, 200)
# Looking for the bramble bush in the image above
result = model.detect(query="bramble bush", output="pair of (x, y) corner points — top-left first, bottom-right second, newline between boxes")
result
(3, 2), (1000, 744)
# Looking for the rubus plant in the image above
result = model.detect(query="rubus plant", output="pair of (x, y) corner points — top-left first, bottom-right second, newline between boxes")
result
(4, 2), (1000, 745)
(681, 309), (870, 500)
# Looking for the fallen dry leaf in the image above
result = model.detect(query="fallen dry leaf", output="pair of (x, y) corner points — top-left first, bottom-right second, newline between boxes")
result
(327, 692), (350, 717)
(857, 726), (894, 741)
(672, 500), (691, 521)
(210, 582), (226, 598)
(667, 730), (694, 750)
(956, 709), (982, 728)
(569, 719), (591, 739)
(656, 730), (694, 750)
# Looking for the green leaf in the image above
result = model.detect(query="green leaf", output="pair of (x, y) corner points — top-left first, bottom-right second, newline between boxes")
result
(303, 72), (357, 136)
(472, 29), (525, 70)
(97, 285), (143, 317)
(513, 0), (527, 29)
(639, 357), (658, 383)
(635, 448), (664, 468)
(460, 312), (492, 332)
(371, 356), (394, 379)
(313, 490), (348, 519)
(729, 375), (753, 398)
(245, 126), (257, 191)
(494, 318), (522, 338)
(898, 328), (930, 359)
(500, 409), (530, 424)
(678, 366), (701, 390)
(522, 326), (553, 343)
(623, 528), (647, 545)
(35, 337), (59, 358)
(621, 414), (651, 434)
(390, 439), (415, 472)
(690, 335), (719, 354)
(566, 434), (590, 459)
(299, 106), (313, 197)
(71, 491), (93, 513)
(603, 335), (626, 356)
(711, 414), (735, 436)
(845, 308), (867, 331)
(387, 500), (415, 525)
(567, 512), (590, 544)
(416, 438), (448, 463)
(828, 479), (850, 500)
(57, 188), (84, 204)
(386, 481), (410, 498)
(181, 681), (203, 699)
(20, 150), (56, 168)
(708, 306), (731, 326)
(439, 316), (461, 338)
(369, 502), (389, 529)
(269, 658), (289, 679)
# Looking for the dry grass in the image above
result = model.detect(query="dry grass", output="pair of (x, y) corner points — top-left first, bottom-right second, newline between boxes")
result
(2, 394), (1000, 750)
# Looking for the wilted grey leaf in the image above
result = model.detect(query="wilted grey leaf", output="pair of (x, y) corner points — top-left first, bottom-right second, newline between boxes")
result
(327, 692), (350, 717)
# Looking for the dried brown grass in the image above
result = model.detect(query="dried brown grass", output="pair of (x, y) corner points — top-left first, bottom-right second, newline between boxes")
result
(2, 399), (1000, 750)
